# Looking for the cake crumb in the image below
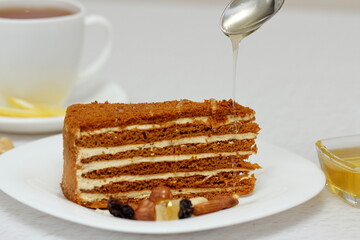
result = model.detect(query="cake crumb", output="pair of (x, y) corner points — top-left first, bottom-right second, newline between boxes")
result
(0, 137), (14, 154)
(94, 209), (112, 216)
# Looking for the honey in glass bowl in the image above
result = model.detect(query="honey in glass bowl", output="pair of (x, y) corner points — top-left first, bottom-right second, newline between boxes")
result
(316, 135), (360, 208)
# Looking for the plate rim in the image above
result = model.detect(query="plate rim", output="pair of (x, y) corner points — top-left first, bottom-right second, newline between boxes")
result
(0, 134), (326, 234)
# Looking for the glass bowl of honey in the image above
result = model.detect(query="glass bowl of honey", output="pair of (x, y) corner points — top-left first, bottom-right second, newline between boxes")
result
(316, 135), (360, 208)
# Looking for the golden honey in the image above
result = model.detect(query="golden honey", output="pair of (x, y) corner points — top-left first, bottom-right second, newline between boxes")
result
(316, 139), (360, 208)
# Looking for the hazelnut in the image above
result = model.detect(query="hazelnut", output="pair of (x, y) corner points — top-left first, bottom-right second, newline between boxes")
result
(149, 186), (173, 203)
(133, 199), (155, 221)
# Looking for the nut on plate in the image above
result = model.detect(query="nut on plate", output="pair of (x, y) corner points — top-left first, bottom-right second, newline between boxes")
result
(149, 186), (173, 203)
(189, 197), (208, 206)
(0, 137), (14, 154)
(134, 199), (156, 221)
(193, 196), (239, 216)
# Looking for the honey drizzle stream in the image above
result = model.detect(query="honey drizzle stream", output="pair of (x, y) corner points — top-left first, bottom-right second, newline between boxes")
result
(228, 34), (245, 173)
(230, 34), (245, 134)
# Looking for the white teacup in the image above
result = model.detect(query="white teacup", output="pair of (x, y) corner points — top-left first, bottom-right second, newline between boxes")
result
(0, 0), (112, 107)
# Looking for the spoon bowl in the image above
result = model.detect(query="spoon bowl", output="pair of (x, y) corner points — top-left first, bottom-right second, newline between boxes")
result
(220, 0), (285, 36)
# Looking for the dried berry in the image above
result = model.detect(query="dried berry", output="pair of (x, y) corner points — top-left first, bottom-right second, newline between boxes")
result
(107, 198), (134, 219)
(178, 199), (193, 219)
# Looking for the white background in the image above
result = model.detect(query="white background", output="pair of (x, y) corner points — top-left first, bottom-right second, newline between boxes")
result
(1, 0), (360, 239)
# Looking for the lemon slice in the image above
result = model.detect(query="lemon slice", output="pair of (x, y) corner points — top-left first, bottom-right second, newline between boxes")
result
(7, 97), (36, 110)
(0, 106), (52, 117)
(0, 97), (65, 118)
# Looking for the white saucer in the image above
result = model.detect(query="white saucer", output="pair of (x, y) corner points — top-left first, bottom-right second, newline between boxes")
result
(0, 82), (128, 134)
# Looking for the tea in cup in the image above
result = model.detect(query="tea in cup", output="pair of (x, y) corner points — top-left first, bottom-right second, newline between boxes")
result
(0, 0), (112, 108)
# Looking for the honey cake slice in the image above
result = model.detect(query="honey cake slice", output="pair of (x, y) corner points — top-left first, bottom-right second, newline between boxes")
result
(61, 99), (261, 208)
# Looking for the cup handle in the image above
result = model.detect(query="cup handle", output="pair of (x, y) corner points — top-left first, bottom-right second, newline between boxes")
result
(77, 15), (112, 84)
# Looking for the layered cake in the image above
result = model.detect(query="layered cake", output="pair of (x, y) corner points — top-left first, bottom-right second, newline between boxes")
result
(61, 99), (260, 208)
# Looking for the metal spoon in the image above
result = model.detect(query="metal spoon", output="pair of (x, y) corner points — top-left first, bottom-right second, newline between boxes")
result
(220, 0), (285, 37)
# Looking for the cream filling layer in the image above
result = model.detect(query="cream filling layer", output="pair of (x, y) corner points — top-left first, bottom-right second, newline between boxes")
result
(77, 133), (257, 160)
(79, 151), (255, 173)
(78, 168), (249, 190)
(79, 185), (250, 202)
(79, 114), (254, 136)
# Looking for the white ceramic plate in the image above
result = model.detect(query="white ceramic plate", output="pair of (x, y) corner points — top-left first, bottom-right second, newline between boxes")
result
(0, 135), (325, 234)
(0, 83), (128, 134)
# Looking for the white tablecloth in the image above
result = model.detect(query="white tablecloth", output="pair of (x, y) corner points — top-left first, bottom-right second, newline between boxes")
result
(1, 1), (360, 239)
